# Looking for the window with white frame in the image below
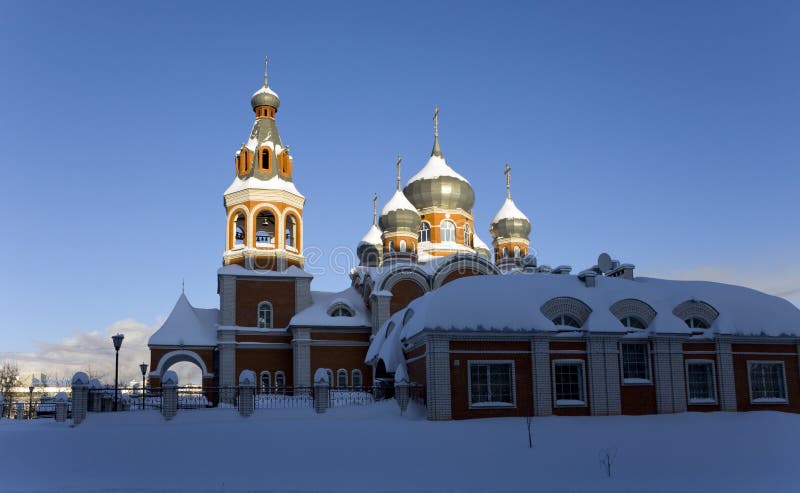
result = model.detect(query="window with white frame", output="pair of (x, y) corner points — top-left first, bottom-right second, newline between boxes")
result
(440, 220), (456, 243)
(463, 223), (472, 246)
(399, 240), (407, 252)
(260, 371), (271, 394)
(620, 316), (647, 329)
(552, 360), (586, 406)
(469, 361), (514, 407)
(351, 369), (363, 390)
(275, 371), (286, 393)
(748, 361), (787, 403)
(621, 342), (650, 382)
(418, 221), (431, 242)
(552, 314), (582, 328)
(685, 360), (716, 404)
(336, 369), (348, 388)
(257, 301), (273, 328)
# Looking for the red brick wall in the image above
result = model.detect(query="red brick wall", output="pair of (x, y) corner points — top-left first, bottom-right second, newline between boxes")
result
(390, 280), (425, 315)
(311, 331), (371, 342)
(732, 343), (800, 413)
(236, 279), (296, 328)
(235, 347), (293, 388)
(449, 340), (533, 420)
(310, 346), (373, 388)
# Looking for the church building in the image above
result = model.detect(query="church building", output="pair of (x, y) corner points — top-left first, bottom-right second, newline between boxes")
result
(149, 59), (800, 420)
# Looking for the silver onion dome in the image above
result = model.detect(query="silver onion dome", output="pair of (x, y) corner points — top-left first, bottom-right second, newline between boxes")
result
(490, 197), (531, 240)
(357, 224), (383, 266)
(379, 190), (421, 234)
(251, 85), (281, 110)
(403, 136), (475, 212)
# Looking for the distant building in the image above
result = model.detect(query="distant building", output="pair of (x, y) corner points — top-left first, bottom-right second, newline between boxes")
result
(148, 59), (800, 420)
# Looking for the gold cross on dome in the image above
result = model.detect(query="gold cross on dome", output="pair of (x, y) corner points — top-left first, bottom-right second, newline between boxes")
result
(504, 163), (511, 198)
(263, 54), (269, 86)
(396, 155), (403, 190)
(433, 105), (440, 136)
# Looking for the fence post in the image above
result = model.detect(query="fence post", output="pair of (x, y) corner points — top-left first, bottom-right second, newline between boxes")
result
(395, 363), (410, 414)
(161, 371), (178, 421)
(313, 368), (330, 414)
(71, 372), (89, 425)
(238, 370), (256, 417)
(54, 392), (69, 423)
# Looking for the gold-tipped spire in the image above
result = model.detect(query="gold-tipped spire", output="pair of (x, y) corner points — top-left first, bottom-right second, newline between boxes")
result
(504, 163), (512, 199)
(433, 105), (439, 137)
(395, 155), (403, 190)
(372, 193), (378, 226)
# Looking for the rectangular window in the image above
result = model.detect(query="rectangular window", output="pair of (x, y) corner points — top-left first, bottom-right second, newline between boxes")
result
(469, 361), (514, 407)
(685, 360), (716, 404)
(748, 361), (787, 404)
(553, 360), (586, 406)
(621, 343), (650, 383)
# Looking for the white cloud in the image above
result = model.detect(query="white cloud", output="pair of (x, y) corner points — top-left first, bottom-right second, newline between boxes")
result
(0, 318), (168, 386)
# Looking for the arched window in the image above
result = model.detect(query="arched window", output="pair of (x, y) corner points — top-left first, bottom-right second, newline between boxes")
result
(255, 210), (275, 246)
(329, 305), (354, 317)
(685, 317), (710, 329)
(260, 371), (271, 394)
(418, 221), (431, 242)
(285, 215), (296, 248)
(336, 369), (348, 388)
(503, 247), (509, 258)
(399, 240), (407, 252)
(274, 371), (286, 393)
(620, 316), (646, 329)
(257, 301), (272, 329)
(260, 148), (271, 172)
(352, 369), (363, 390)
(552, 314), (582, 328)
(464, 223), (472, 247)
(388, 241), (395, 252)
(233, 212), (246, 247)
(402, 309), (414, 326)
(513, 246), (521, 258)
(440, 220), (456, 243)
(325, 369), (333, 386)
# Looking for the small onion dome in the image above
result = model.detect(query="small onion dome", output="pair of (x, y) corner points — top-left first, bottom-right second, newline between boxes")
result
(403, 137), (475, 212)
(379, 190), (421, 233)
(357, 224), (383, 264)
(490, 197), (531, 240)
(472, 233), (492, 259)
(251, 85), (280, 110)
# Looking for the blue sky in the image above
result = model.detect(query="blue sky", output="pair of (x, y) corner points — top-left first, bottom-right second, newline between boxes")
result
(1, 1), (798, 355)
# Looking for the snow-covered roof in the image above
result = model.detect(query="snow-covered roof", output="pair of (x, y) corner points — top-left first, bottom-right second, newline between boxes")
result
(359, 224), (382, 247)
(473, 233), (490, 252)
(290, 288), (370, 328)
(251, 85), (279, 101)
(367, 273), (800, 367)
(148, 293), (219, 347)
(491, 197), (529, 224)
(381, 189), (417, 215)
(224, 175), (304, 197)
(217, 264), (313, 278)
(407, 154), (469, 185)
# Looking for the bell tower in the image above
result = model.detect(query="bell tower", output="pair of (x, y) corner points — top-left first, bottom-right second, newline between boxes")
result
(223, 56), (305, 271)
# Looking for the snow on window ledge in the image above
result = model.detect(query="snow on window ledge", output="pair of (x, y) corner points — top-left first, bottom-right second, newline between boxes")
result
(233, 244), (245, 250)
(555, 399), (586, 407)
(470, 401), (515, 409)
(688, 398), (717, 405)
(622, 378), (652, 385)
(255, 242), (275, 249)
(752, 397), (788, 404)
(286, 246), (298, 253)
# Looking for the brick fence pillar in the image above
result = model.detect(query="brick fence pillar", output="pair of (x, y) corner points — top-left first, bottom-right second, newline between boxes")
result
(394, 363), (410, 414)
(54, 392), (69, 422)
(238, 370), (255, 417)
(313, 368), (330, 414)
(161, 371), (178, 421)
(70, 372), (89, 425)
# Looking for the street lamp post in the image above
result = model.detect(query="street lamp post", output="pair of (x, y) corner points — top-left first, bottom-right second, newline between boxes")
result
(139, 363), (148, 411)
(28, 385), (34, 419)
(111, 334), (125, 411)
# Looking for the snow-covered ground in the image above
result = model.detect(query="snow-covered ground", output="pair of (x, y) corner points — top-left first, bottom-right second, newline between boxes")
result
(0, 402), (796, 493)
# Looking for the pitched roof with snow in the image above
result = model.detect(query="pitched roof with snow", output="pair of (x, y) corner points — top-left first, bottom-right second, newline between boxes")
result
(148, 294), (219, 347)
(358, 224), (382, 247)
(290, 288), (371, 328)
(217, 264), (313, 278)
(367, 273), (800, 368)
